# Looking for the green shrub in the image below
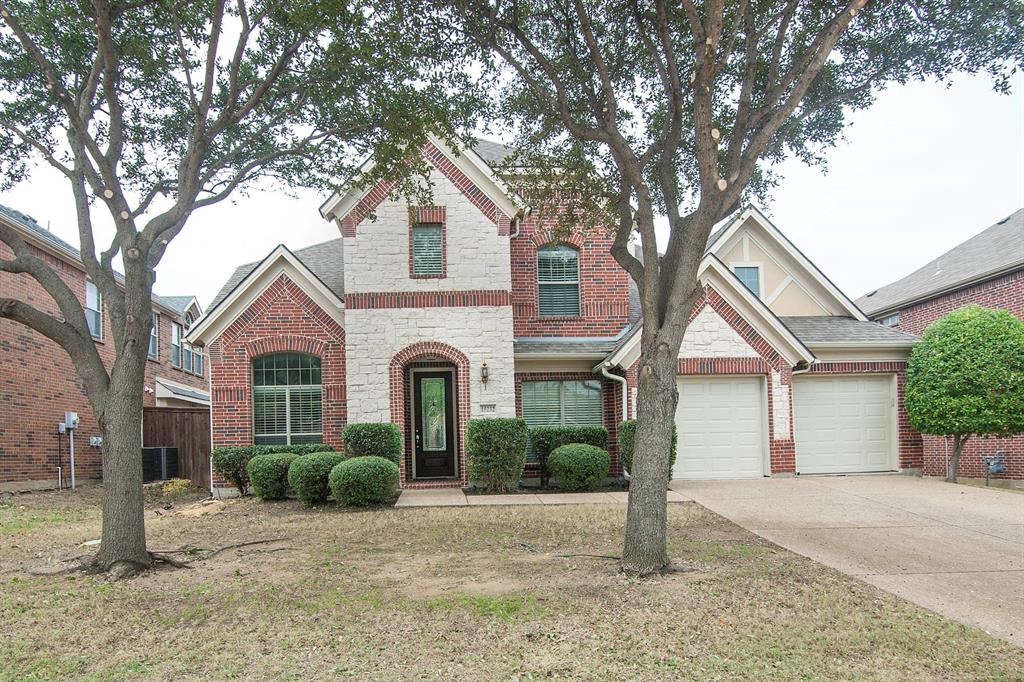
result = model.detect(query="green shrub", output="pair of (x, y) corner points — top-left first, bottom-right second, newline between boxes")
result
(618, 420), (677, 478)
(288, 452), (347, 506)
(247, 453), (301, 500)
(529, 426), (607, 486)
(467, 418), (529, 492)
(329, 456), (400, 506)
(342, 423), (402, 464)
(212, 444), (334, 496)
(548, 443), (611, 491)
(211, 446), (254, 495)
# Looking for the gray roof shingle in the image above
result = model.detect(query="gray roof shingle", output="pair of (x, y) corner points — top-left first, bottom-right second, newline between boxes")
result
(780, 316), (917, 345)
(513, 336), (622, 356)
(471, 139), (517, 165)
(857, 208), (1024, 316)
(207, 239), (344, 311)
(1, 203), (199, 314)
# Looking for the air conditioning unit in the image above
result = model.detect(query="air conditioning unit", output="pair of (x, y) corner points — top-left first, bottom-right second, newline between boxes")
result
(141, 447), (180, 483)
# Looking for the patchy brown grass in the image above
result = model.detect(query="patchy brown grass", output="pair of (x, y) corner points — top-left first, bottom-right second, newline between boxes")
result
(1, 487), (1021, 681)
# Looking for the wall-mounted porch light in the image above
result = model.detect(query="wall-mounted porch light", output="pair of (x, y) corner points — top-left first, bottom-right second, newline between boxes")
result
(480, 362), (489, 384)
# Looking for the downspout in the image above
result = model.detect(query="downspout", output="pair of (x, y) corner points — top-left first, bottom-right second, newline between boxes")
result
(599, 362), (629, 423)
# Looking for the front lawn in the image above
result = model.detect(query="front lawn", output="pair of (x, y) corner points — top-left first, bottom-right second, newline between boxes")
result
(1, 487), (1020, 681)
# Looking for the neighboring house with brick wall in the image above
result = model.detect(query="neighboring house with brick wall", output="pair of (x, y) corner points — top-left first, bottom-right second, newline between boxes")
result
(189, 137), (921, 489)
(858, 208), (1024, 480)
(0, 205), (209, 491)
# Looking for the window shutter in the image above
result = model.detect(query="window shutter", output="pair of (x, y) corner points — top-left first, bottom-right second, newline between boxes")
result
(412, 224), (443, 275)
(288, 386), (323, 438)
(538, 246), (580, 316)
(253, 387), (287, 445)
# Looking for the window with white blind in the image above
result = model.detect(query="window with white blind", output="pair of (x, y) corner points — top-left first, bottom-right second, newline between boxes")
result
(411, 223), (443, 276)
(171, 322), (182, 367)
(521, 379), (604, 460)
(85, 281), (102, 339)
(253, 353), (323, 445)
(537, 245), (580, 316)
(148, 313), (159, 358)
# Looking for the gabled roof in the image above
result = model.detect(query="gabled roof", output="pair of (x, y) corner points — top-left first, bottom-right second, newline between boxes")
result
(0, 203), (200, 318)
(857, 208), (1024, 317)
(318, 135), (526, 224)
(706, 205), (867, 320)
(209, 239), (344, 310)
(187, 243), (345, 346)
(780, 316), (917, 347)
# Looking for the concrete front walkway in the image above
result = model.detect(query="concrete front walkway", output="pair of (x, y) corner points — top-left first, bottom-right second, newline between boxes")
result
(396, 488), (690, 508)
(671, 475), (1024, 646)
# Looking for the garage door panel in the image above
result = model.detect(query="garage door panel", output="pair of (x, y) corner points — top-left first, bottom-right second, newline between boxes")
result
(673, 376), (765, 480)
(794, 376), (894, 475)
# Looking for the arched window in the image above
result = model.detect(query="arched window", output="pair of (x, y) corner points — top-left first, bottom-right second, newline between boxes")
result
(252, 353), (322, 445)
(537, 244), (580, 317)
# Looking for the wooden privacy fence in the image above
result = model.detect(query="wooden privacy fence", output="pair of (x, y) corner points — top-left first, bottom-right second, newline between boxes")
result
(142, 407), (211, 489)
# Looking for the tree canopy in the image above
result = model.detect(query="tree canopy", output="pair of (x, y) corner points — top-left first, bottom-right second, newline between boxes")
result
(906, 305), (1024, 440)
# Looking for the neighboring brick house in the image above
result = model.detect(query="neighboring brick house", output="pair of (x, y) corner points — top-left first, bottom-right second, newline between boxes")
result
(0, 205), (209, 491)
(190, 137), (921, 489)
(858, 208), (1024, 480)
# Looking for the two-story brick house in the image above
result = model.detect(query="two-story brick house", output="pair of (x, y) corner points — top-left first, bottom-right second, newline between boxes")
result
(0, 205), (209, 491)
(190, 137), (922, 488)
(858, 208), (1024, 480)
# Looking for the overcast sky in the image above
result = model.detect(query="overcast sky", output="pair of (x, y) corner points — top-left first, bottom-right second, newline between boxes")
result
(2, 71), (1021, 309)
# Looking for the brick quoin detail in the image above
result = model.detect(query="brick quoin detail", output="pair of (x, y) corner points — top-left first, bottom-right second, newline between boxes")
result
(806, 362), (923, 471)
(0, 239), (206, 486)
(389, 341), (470, 487)
(887, 269), (1023, 479)
(345, 290), (511, 309)
(208, 274), (346, 456)
(336, 178), (397, 237)
(514, 371), (626, 476)
(511, 200), (630, 337)
(408, 206), (447, 280)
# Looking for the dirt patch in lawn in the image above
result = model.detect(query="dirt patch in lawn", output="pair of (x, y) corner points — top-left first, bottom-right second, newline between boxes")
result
(1, 486), (1021, 681)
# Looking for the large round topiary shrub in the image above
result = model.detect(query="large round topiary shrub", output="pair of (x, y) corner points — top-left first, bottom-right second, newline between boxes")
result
(342, 423), (403, 464)
(329, 456), (400, 506)
(211, 446), (255, 495)
(287, 452), (346, 506)
(618, 420), (677, 479)
(528, 426), (607, 486)
(247, 453), (301, 500)
(466, 418), (529, 492)
(548, 443), (610, 491)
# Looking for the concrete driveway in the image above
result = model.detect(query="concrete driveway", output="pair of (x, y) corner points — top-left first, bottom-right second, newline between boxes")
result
(671, 475), (1024, 646)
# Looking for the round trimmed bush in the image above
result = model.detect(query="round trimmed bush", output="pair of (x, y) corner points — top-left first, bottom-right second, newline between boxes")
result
(548, 443), (610, 491)
(329, 456), (400, 506)
(247, 453), (301, 500)
(342, 423), (402, 464)
(618, 420), (677, 478)
(288, 452), (346, 506)
(211, 446), (255, 495)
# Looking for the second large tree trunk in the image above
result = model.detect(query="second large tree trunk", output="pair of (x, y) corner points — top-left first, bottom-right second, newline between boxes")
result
(621, 342), (679, 575)
(946, 434), (969, 484)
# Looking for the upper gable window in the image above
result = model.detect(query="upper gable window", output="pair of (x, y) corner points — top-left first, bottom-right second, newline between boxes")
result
(411, 223), (444, 277)
(538, 245), (580, 317)
(85, 281), (102, 339)
(734, 266), (760, 298)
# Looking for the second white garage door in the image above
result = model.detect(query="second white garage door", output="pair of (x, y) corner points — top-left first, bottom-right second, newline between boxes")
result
(673, 376), (765, 479)
(793, 376), (894, 474)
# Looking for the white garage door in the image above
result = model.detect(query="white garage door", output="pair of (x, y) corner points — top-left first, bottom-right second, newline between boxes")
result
(673, 376), (765, 480)
(793, 376), (894, 474)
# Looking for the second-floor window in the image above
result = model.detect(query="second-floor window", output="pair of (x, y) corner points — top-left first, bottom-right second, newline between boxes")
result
(878, 313), (901, 327)
(734, 266), (761, 298)
(148, 313), (159, 359)
(171, 322), (182, 367)
(411, 223), (443, 277)
(537, 245), (580, 317)
(85, 281), (102, 339)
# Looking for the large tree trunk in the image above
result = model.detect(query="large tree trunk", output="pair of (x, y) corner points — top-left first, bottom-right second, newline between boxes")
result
(947, 434), (969, 484)
(621, 339), (679, 575)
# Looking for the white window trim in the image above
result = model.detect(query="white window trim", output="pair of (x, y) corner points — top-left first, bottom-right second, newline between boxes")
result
(85, 280), (103, 340)
(878, 313), (901, 327)
(148, 313), (159, 359)
(537, 245), (582, 317)
(731, 262), (763, 299)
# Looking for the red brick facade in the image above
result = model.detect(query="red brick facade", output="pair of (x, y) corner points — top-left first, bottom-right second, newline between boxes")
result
(0, 239), (207, 487)
(885, 268), (1023, 479)
(511, 211), (630, 337)
(207, 273), (346, 451)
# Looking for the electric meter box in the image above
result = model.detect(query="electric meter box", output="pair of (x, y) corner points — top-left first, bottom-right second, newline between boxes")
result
(64, 412), (80, 429)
